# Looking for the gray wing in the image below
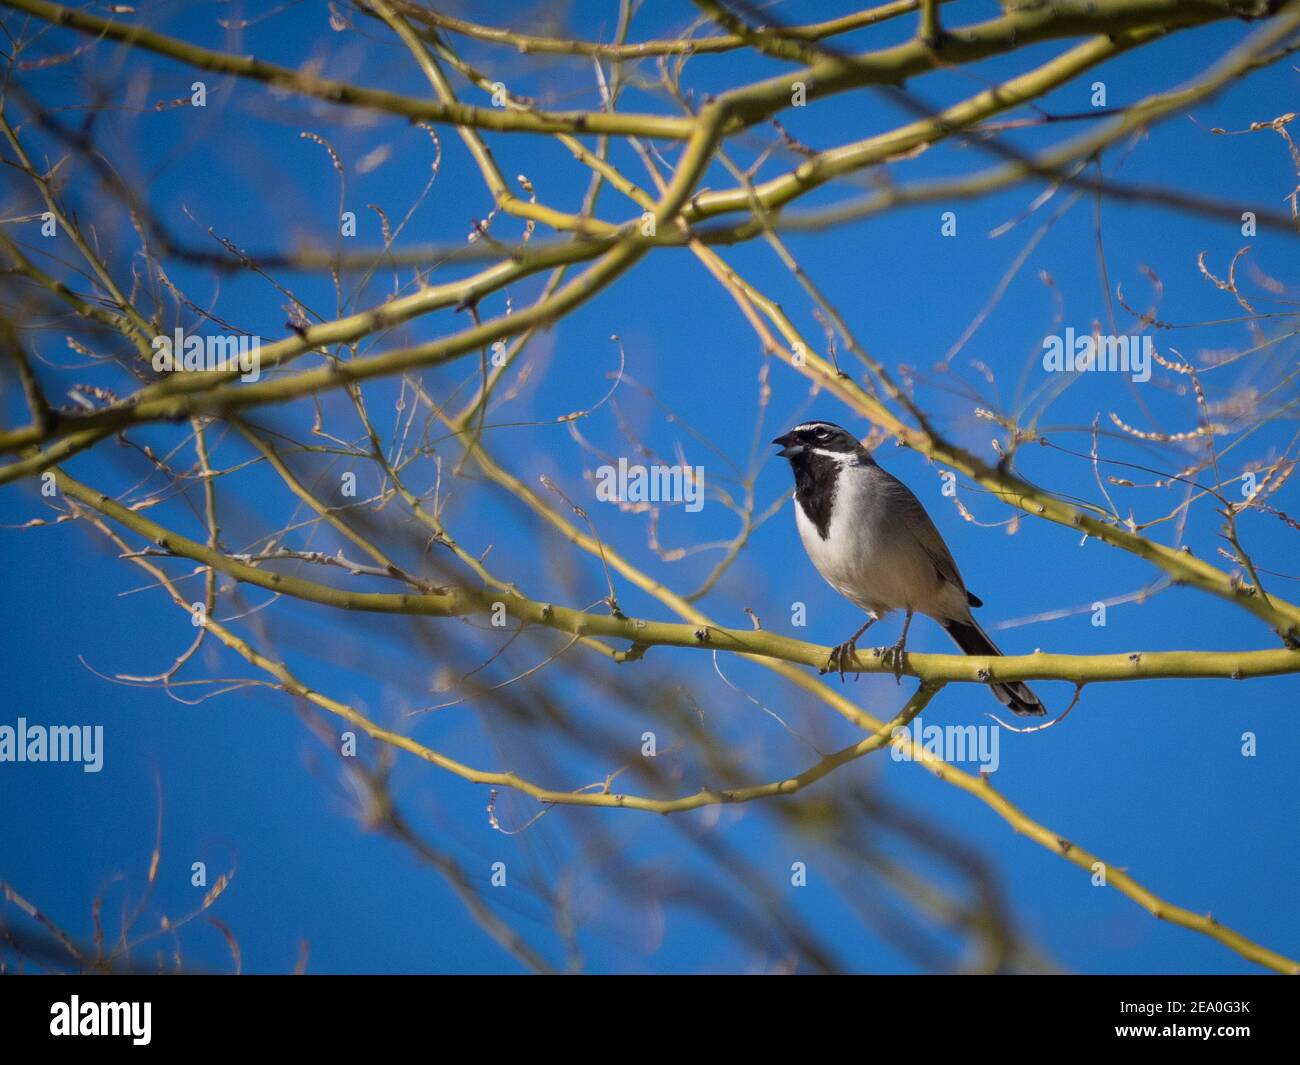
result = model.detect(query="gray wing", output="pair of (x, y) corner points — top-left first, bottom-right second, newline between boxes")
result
(874, 467), (981, 606)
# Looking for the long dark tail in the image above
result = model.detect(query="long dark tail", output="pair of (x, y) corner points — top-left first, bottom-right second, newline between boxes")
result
(942, 617), (1045, 717)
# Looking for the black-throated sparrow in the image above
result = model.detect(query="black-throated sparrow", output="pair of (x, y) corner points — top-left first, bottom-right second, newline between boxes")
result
(773, 420), (1044, 716)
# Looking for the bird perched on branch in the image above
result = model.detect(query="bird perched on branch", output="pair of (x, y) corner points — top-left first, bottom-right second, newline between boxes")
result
(773, 420), (1045, 716)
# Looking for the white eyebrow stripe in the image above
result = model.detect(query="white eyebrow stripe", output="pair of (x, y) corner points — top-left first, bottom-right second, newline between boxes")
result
(807, 447), (858, 464)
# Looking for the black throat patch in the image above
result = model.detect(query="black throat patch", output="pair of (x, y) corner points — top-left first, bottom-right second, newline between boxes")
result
(790, 451), (844, 540)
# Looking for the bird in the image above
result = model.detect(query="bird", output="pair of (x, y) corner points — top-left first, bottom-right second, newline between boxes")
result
(772, 420), (1045, 716)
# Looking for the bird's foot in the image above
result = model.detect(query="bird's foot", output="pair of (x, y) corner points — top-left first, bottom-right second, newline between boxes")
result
(826, 639), (861, 683)
(883, 635), (909, 685)
(823, 619), (877, 683)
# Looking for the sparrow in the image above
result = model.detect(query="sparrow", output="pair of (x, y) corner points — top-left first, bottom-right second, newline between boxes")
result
(773, 420), (1045, 716)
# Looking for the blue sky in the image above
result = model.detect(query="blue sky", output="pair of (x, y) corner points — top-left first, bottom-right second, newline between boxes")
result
(1, 1), (1297, 973)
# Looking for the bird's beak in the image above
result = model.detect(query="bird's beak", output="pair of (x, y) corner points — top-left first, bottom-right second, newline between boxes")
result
(772, 432), (801, 458)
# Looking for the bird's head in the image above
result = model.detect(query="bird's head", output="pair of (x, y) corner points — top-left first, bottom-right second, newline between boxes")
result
(772, 421), (865, 462)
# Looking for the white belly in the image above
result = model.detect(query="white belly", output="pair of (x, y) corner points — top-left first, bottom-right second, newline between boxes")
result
(793, 478), (961, 620)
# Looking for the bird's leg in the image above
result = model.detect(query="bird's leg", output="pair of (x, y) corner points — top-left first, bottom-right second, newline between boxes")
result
(827, 617), (876, 682)
(886, 609), (914, 684)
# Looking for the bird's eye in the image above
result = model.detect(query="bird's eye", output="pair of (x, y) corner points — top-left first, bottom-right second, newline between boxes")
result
(814, 428), (830, 440)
